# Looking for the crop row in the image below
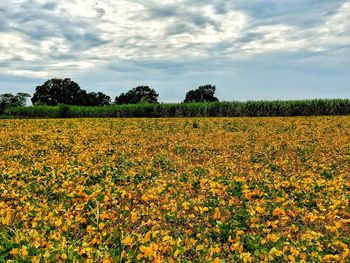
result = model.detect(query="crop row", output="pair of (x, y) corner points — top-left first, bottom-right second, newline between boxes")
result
(3, 99), (350, 118)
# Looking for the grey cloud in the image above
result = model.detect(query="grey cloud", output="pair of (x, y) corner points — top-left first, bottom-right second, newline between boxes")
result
(95, 8), (106, 17)
(0, 16), (9, 32)
(134, 60), (188, 71)
(165, 23), (195, 36)
(63, 31), (109, 49)
(180, 0), (232, 11)
(237, 32), (264, 43)
(0, 56), (23, 67)
(0, 1), (107, 51)
(41, 2), (57, 10)
(181, 0), (345, 29)
(140, 3), (218, 29)
(233, 0), (345, 27)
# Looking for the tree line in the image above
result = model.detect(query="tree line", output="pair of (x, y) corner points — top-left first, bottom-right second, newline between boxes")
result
(1, 78), (219, 110)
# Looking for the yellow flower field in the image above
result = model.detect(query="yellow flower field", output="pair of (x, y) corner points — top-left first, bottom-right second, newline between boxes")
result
(0, 117), (350, 262)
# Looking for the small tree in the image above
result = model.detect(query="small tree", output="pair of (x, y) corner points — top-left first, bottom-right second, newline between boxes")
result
(184, 84), (219, 103)
(16, 93), (31, 105)
(0, 93), (30, 107)
(0, 93), (30, 114)
(115, 86), (159, 104)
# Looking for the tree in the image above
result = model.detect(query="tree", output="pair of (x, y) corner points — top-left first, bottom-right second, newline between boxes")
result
(86, 92), (111, 106)
(0, 93), (30, 107)
(0, 92), (30, 114)
(115, 86), (159, 104)
(32, 78), (83, 106)
(16, 93), (32, 105)
(31, 78), (110, 106)
(184, 84), (219, 103)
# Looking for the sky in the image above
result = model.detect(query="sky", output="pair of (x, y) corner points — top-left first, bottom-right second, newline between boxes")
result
(0, 0), (349, 103)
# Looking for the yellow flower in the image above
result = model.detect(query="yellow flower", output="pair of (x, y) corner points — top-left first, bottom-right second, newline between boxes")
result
(214, 246), (221, 253)
(290, 247), (299, 257)
(162, 235), (172, 242)
(196, 244), (204, 251)
(230, 242), (243, 253)
(273, 208), (285, 217)
(21, 246), (28, 257)
(145, 231), (152, 242)
(267, 233), (279, 243)
(323, 255), (339, 262)
(255, 206), (265, 214)
(102, 258), (113, 263)
(242, 252), (253, 263)
(54, 219), (62, 227)
(98, 222), (105, 230)
(131, 211), (138, 223)
(213, 208), (221, 220)
(10, 248), (19, 255)
(122, 236), (134, 246)
(288, 255), (296, 262)
(269, 247), (283, 258)
(136, 253), (143, 260)
(182, 202), (190, 210)
(140, 243), (158, 259)
(86, 225), (94, 234)
(43, 250), (50, 258)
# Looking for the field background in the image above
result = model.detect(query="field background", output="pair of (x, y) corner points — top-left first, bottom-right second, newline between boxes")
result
(3, 99), (350, 118)
(1, 117), (350, 262)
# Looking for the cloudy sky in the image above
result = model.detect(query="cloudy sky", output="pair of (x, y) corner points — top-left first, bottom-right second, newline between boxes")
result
(0, 0), (349, 102)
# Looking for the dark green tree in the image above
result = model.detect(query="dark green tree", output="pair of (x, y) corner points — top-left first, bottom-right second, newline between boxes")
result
(86, 92), (111, 106)
(184, 84), (219, 103)
(31, 78), (83, 106)
(31, 78), (110, 106)
(114, 86), (159, 104)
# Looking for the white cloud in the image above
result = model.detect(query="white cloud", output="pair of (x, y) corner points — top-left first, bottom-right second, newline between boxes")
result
(236, 25), (306, 55)
(0, 32), (38, 61)
(230, 1), (350, 56)
(315, 2), (350, 46)
(0, 0), (349, 80)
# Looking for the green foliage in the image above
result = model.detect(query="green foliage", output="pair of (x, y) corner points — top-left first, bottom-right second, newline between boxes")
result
(31, 78), (110, 106)
(192, 120), (200, 128)
(58, 104), (71, 118)
(184, 84), (219, 103)
(0, 93), (30, 114)
(114, 86), (159, 104)
(3, 99), (350, 118)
